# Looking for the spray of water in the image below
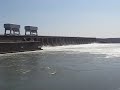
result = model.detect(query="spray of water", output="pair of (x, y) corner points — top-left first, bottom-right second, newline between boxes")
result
(0, 43), (120, 58)
(42, 43), (120, 58)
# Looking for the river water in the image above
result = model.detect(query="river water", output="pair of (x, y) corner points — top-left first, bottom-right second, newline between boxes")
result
(1, 43), (120, 90)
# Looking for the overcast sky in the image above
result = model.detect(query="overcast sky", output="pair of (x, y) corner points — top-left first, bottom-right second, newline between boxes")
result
(0, 0), (120, 38)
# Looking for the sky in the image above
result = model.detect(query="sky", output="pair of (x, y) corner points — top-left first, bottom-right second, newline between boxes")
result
(0, 0), (120, 38)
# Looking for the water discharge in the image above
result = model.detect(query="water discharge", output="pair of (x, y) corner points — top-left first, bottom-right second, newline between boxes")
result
(42, 43), (120, 58)
(1, 43), (120, 58)
(0, 43), (120, 90)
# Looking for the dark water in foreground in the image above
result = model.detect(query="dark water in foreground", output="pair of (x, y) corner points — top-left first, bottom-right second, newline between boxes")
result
(1, 44), (120, 90)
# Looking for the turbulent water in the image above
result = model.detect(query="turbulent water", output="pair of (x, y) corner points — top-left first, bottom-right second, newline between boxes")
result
(1, 43), (120, 90)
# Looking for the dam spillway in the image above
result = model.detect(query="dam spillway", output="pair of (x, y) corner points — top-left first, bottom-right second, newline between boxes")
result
(0, 35), (96, 53)
(0, 23), (96, 53)
(3, 24), (120, 53)
(0, 35), (96, 46)
(2, 23), (120, 53)
(2, 23), (96, 46)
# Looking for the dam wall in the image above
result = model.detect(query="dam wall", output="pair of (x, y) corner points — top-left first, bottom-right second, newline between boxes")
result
(96, 38), (120, 43)
(1, 23), (119, 53)
(0, 35), (96, 46)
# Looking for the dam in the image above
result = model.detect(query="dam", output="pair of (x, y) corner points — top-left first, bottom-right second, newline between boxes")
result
(1, 23), (120, 53)
(0, 35), (96, 46)
(0, 23), (97, 53)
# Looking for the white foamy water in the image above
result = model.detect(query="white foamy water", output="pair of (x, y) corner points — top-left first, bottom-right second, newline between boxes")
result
(1, 43), (120, 90)
(0, 43), (120, 58)
(42, 43), (120, 58)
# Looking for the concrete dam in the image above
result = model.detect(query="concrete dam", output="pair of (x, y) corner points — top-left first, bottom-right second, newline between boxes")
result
(0, 23), (97, 53)
(2, 23), (96, 46)
(0, 35), (96, 46)
(2, 23), (119, 53)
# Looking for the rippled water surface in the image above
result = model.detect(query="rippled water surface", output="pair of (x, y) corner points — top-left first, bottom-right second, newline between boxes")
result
(1, 43), (120, 90)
